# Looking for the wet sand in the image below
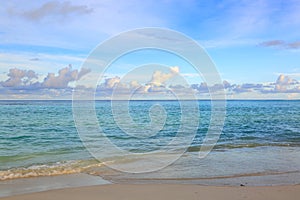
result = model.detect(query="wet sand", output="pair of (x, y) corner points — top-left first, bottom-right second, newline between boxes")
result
(1, 184), (300, 200)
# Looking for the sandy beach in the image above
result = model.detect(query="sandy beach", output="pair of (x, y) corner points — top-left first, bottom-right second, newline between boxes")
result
(1, 184), (299, 200)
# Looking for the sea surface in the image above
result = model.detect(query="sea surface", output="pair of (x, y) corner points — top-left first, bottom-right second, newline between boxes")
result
(0, 100), (299, 185)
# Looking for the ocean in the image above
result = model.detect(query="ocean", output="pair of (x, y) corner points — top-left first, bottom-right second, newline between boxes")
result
(0, 100), (300, 186)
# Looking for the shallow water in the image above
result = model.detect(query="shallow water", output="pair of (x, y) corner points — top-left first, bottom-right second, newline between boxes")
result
(0, 100), (299, 185)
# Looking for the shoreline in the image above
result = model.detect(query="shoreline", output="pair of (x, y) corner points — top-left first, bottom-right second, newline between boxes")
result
(1, 183), (300, 200)
(0, 173), (111, 198)
(1, 170), (300, 198)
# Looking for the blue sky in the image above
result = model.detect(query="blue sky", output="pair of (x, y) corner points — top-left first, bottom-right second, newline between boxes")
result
(0, 0), (300, 99)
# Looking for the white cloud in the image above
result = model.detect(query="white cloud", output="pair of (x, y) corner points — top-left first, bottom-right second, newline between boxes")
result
(1, 68), (38, 87)
(150, 66), (179, 86)
(274, 72), (300, 79)
(0, 0), (167, 50)
(259, 40), (300, 49)
(10, 1), (93, 22)
(274, 74), (299, 92)
(0, 65), (90, 91)
(42, 65), (78, 89)
(103, 76), (121, 89)
(96, 66), (180, 95)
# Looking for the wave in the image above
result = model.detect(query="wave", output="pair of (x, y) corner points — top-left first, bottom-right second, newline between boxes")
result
(124, 170), (300, 181)
(0, 160), (106, 181)
(187, 142), (299, 152)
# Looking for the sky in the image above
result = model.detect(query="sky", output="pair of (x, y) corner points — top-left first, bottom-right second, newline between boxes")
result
(0, 0), (300, 99)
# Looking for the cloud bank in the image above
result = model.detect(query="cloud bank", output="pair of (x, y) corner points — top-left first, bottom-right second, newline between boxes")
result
(0, 66), (300, 99)
(0, 65), (89, 92)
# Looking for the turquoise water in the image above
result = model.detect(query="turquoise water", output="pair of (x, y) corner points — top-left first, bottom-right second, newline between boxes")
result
(0, 100), (300, 184)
